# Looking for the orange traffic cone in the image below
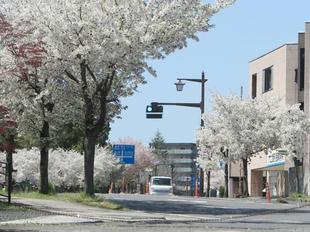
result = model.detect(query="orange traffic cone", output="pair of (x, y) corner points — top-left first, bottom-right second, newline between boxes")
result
(194, 182), (200, 198)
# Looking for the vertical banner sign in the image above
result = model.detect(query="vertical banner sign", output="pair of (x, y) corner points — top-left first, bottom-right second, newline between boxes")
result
(112, 144), (135, 164)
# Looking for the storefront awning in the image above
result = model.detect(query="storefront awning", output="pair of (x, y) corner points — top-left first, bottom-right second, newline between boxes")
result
(255, 161), (286, 171)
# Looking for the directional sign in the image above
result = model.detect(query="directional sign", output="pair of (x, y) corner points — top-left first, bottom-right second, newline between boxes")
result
(191, 175), (196, 189)
(112, 144), (135, 164)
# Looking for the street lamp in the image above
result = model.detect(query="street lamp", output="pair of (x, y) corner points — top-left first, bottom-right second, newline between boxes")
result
(147, 71), (208, 196)
(174, 80), (185, 91)
(147, 72), (206, 120)
(175, 71), (207, 197)
(175, 71), (207, 127)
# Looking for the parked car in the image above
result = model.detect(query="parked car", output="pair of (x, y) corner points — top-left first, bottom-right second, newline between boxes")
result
(149, 176), (173, 195)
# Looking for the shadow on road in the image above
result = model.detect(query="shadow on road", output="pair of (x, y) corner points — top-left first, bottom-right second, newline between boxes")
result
(106, 199), (291, 215)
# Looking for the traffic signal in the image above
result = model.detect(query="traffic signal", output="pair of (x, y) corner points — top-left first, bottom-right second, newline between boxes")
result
(146, 103), (163, 119)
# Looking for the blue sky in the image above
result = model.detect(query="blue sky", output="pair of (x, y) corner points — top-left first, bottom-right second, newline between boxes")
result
(110, 0), (310, 146)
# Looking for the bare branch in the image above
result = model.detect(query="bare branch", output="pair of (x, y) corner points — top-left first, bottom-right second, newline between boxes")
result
(85, 64), (98, 84)
(65, 70), (80, 84)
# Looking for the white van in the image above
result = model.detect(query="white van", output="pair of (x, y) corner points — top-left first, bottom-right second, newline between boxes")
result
(149, 176), (173, 195)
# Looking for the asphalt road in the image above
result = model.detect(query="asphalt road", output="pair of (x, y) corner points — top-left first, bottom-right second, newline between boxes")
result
(102, 194), (300, 217)
(1, 194), (310, 232)
(101, 194), (310, 230)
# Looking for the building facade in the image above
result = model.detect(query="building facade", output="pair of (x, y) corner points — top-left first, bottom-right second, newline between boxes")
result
(154, 143), (199, 196)
(247, 22), (310, 197)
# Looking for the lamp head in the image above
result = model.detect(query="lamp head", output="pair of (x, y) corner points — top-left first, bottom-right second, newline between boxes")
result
(175, 80), (185, 91)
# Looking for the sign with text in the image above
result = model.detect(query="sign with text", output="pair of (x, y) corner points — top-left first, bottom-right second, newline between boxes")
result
(267, 149), (286, 167)
(112, 144), (135, 164)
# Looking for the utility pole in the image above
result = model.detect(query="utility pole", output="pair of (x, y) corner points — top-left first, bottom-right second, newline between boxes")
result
(149, 71), (207, 197)
(239, 86), (243, 196)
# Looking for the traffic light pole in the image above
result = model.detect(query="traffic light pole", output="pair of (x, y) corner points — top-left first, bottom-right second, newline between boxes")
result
(177, 72), (206, 197)
(152, 71), (206, 125)
(151, 102), (200, 108)
(150, 72), (207, 197)
(175, 71), (206, 127)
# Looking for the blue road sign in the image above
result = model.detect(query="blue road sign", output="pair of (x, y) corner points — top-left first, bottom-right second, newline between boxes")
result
(112, 144), (135, 164)
(191, 176), (196, 189)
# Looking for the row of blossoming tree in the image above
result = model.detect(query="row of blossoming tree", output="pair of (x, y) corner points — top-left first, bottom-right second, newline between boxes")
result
(0, 146), (118, 192)
(0, 0), (235, 195)
(197, 93), (310, 196)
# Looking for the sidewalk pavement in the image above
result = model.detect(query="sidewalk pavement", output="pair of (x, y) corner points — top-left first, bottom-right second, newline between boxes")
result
(0, 196), (306, 226)
(0, 197), (173, 225)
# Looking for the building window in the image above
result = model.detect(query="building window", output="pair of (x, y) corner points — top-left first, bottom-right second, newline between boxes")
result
(300, 48), (305, 91)
(295, 69), (298, 83)
(251, 73), (257, 99)
(263, 66), (272, 93)
(299, 102), (304, 111)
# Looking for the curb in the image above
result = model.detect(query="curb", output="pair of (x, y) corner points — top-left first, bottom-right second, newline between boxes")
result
(3, 198), (309, 225)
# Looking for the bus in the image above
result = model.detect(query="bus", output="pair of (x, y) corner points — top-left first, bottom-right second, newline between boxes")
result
(149, 176), (173, 195)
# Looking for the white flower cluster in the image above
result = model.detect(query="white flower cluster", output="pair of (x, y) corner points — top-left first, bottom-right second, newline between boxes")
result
(5, 146), (119, 190)
(197, 93), (310, 169)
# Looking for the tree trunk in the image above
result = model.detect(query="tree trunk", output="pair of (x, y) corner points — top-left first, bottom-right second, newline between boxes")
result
(39, 121), (49, 194)
(6, 134), (14, 204)
(206, 170), (210, 197)
(238, 165), (242, 196)
(242, 158), (248, 197)
(79, 59), (112, 197)
(199, 168), (204, 196)
(224, 163), (229, 198)
(84, 134), (96, 196)
(293, 157), (301, 193)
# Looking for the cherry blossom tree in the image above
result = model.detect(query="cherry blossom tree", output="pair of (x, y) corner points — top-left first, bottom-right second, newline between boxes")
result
(1, 0), (235, 195)
(197, 105), (235, 197)
(279, 105), (310, 193)
(197, 93), (310, 196)
(114, 137), (154, 193)
(0, 14), (72, 194)
(11, 146), (119, 191)
(93, 146), (120, 192)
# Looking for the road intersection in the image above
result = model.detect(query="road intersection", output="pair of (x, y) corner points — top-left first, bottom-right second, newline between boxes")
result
(1, 194), (310, 231)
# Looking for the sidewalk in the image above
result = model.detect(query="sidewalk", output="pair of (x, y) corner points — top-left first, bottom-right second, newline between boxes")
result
(0, 196), (307, 226)
(0, 197), (168, 225)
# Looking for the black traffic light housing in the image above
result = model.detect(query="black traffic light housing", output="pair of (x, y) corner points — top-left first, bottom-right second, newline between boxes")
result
(146, 102), (163, 119)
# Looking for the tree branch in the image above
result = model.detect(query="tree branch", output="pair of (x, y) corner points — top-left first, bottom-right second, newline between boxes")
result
(65, 70), (80, 84)
(85, 64), (98, 84)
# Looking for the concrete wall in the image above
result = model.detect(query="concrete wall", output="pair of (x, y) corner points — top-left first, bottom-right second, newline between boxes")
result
(297, 32), (305, 104)
(304, 23), (310, 116)
(250, 170), (264, 197)
(249, 44), (298, 104)
(229, 160), (243, 177)
(303, 22), (310, 195)
(247, 44), (299, 197)
(248, 153), (267, 195)
(285, 45), (299, 105)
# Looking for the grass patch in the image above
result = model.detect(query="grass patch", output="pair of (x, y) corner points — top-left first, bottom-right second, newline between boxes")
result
(288, 192), (310, 202)
(0, 187), (8, 195)
(0, 201), (14, 209)
(13, 191), (56, 200)
(276, 198), (288, 204)
(0, 201), (29, 210)
(13, 192), (123, 210)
